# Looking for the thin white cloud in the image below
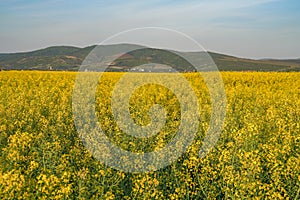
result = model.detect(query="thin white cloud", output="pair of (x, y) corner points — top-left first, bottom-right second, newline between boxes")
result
(1, 0), (298, 59)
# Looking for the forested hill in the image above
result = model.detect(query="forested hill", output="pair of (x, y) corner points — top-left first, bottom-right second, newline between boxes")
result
(0, 45), (299, 71)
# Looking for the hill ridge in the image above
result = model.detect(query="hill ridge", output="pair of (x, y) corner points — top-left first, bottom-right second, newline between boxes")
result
(0, 45), (299, 71)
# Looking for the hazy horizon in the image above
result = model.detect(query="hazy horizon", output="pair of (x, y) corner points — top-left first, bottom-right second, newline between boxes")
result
(1, 43), (299, 60)
(1, 0), (299, 59)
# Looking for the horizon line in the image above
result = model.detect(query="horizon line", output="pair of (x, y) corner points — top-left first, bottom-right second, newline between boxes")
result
(0, 44), (299, 61)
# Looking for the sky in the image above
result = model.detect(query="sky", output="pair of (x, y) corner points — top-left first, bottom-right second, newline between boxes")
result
(0, 0), (299, 59)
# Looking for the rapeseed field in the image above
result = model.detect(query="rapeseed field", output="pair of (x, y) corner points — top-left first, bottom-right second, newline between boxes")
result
(0, 71), (299, 199)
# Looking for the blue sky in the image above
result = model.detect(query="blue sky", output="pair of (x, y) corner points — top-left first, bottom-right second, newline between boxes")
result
(0, 0), (299, 58)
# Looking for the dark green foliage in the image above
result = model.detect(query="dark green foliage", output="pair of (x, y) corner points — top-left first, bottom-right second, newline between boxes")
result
(0, 45), (299, 71)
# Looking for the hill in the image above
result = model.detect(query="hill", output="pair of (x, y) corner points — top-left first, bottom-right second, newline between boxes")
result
(0, 45), (299, 71)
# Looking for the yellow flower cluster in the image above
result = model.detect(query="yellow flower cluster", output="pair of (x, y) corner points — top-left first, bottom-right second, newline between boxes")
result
(0, 71), (299, 199)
